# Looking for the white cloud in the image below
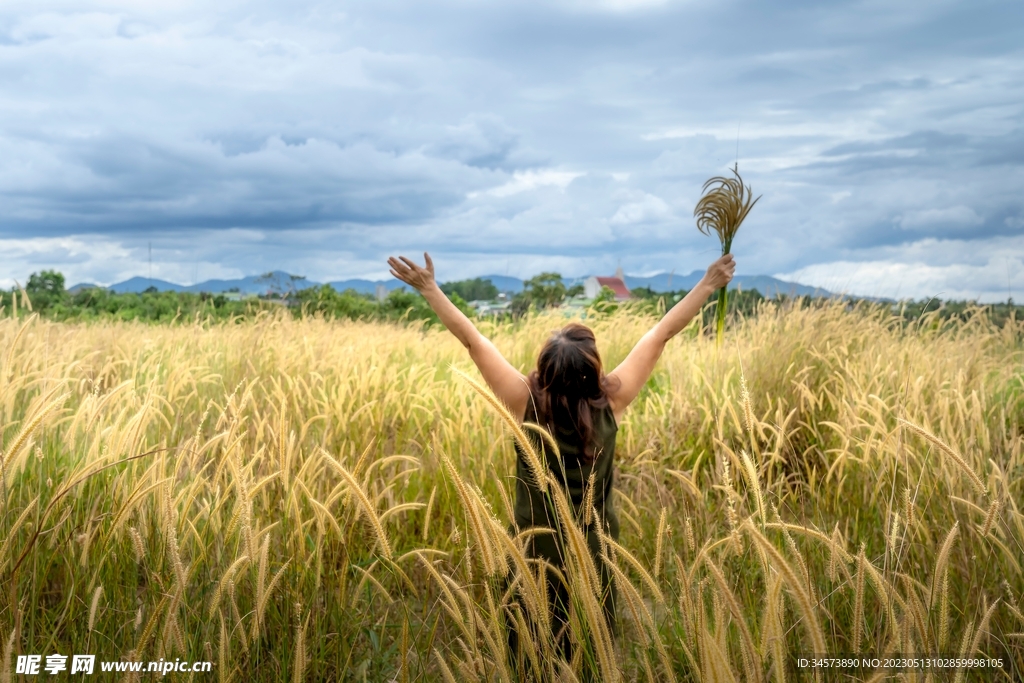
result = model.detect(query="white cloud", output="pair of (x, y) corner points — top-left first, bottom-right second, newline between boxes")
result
(470, 170), (584, 198)
(10, 12), (122, 41)
(583, 0), (674, 11)
(899, 205), (983, 231)
(642, 120), (883, 142)
(610, 193), (672, 225)
(774, 236), (1024, 303)
(0, 236), (131, 288)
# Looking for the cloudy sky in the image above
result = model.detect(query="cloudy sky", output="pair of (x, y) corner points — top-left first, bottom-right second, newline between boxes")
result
(1, 0), (1022, 301)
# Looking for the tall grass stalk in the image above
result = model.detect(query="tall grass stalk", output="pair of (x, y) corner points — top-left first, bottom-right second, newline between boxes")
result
(0, 298), (1019, 679)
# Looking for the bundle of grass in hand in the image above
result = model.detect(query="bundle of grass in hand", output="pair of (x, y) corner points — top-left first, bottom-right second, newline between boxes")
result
(694, 164), (760, 344)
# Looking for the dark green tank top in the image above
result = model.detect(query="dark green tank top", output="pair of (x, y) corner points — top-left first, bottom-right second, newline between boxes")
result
(512, 398), (620, 558)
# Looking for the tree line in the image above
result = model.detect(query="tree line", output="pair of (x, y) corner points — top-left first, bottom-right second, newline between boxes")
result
(3, 269), (1021, 329)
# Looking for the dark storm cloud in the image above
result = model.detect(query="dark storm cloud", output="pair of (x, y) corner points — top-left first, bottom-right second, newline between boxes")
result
(0, 0), (1022, 300)
(7, 133), (492, 234)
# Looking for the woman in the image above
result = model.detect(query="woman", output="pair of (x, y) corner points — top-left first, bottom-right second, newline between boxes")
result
(387, 251), (735, 668)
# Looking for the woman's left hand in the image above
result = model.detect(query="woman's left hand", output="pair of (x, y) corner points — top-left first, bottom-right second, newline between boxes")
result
(387, 252), (437, 292)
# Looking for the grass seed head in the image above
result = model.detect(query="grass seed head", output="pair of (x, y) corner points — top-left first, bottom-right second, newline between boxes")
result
(694, 165), (761, 253)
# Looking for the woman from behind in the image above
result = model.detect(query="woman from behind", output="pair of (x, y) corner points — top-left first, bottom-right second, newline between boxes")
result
(386, 251), (736, 679)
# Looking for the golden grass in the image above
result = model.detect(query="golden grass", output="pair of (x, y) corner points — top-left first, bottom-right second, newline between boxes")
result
(0, 298), (1020, 680)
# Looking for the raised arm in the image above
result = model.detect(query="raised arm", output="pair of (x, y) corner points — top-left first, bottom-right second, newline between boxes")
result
(387, 253), (530, 420)
(605, 254), (735, 422)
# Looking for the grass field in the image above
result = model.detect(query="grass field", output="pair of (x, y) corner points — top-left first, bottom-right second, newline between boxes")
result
(0, 298), (1022, 681)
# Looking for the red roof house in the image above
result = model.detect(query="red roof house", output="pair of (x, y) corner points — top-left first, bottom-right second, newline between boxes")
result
(584, 273), (631, 300)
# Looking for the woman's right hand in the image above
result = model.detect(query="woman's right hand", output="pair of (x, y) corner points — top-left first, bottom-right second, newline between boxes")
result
(387, 252), (437, 293)
(702, 253), (736, 291)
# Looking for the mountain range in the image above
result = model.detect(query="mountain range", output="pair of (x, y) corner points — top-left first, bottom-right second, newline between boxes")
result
(69, 270), (845, 300)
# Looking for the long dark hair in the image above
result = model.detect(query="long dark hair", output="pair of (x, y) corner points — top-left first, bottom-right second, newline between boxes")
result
(527, 323), (619, 464)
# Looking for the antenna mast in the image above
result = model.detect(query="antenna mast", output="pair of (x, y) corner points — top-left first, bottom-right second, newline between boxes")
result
(735, 122), (740, 170)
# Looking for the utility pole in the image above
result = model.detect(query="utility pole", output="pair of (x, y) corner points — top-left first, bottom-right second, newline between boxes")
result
(148, 242), (152, 284)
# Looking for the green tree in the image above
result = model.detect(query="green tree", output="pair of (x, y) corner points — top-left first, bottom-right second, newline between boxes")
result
(295, 285), (379, 320)
(26, 270), (65, 295)
(25, 270), (67, 311)
(510, 291), (531, 318)
(523, 272), (566, 309)
(587, 285), (619, 315)
(440, 278), (499, 302)
(381, 287), (473, 326)
(629, 285), (657, 300)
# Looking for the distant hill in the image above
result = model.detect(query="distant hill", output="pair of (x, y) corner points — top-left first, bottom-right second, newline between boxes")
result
(329, 274), (530, 295)
(106, 277), (187, 294)
(731, 276), (835, 299)
(625, 272), (832, 299)
(101, 272), (320, 295)
(623, 272), (704, 292)
(88, 270), (837, 300)
(474, 275), (527, 294)
(180, 272), (316, 295)
(67, 282), (105, 294)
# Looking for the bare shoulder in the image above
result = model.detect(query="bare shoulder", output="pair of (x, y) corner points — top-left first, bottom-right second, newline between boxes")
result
(508, 381), (530, 424)
(603, 373), (626, 425)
